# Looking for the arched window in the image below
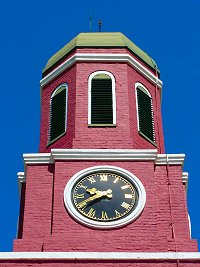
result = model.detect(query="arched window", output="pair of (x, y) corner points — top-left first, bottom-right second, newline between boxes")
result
(88, 71), (116, 125)
(136, 83), (155, 143)
(49, 83), (68, 143)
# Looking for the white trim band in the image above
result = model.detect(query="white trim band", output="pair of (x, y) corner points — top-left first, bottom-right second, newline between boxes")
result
(23, 149), (185, 165)
(155, 154), (185, 165)
(40, 53), (163, 89)
(1, 252), (200, 261)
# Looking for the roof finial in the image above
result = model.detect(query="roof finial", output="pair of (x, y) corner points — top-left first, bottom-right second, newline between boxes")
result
(89, 13), (92, 32)
(98, 19), (102, 32)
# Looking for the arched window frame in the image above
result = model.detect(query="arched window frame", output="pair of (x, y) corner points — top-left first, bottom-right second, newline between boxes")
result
(88, 71), (116, 125)
(48, 83), (68, 144)
(135, 82), (156, 144)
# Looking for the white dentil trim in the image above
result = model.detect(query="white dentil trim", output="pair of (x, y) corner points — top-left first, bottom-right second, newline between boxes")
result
(88, 71), (116, 124)
(40, 53), (163, 91)
(1, 251), (200, 261)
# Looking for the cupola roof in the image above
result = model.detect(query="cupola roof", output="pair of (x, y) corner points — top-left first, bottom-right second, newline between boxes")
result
(43, 32), (159, 74)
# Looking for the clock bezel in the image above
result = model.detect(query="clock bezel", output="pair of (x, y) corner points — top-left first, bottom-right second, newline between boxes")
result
(64, 165), (146, 229)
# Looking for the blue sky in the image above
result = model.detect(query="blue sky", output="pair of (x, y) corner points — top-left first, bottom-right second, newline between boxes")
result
(0, 0), (200, 251)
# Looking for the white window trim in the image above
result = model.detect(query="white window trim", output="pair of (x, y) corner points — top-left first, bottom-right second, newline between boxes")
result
(135, 82), (155, 143)
(48, 83), (68, 144)
(88, 71), (116, 125)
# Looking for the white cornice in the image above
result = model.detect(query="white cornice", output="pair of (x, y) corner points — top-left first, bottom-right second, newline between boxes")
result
(17, 172), (25, 196)
(23, 153), (52, 164)
(51, 149), (158, 161)
(155, 154), (185, 165)
(23, 149), (185, 166)
(17, 172), (25, 183)
(182, 172), (189, 191)
(0, 252), (200, 261)
(182, 172), (189, 185)
(40, 53), (163, 89)
(20, 149), (187, 193)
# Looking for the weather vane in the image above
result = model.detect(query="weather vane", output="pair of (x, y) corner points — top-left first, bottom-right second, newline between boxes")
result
(89, 13), (92, 32)
(98, 19), (102, 32)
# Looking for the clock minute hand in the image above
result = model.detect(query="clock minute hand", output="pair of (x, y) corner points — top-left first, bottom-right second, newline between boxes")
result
(77, 189), (112, 209)
(77, 191), (104, 208)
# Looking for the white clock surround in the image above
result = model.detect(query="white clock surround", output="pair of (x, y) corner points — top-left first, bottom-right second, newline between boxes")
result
(64, 165), (146, 229)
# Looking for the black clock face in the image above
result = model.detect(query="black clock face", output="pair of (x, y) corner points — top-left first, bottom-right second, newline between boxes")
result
(71, 172), (138, 221)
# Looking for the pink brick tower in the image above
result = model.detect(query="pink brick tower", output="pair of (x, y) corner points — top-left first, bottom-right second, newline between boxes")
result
(1, 32), (200, 266)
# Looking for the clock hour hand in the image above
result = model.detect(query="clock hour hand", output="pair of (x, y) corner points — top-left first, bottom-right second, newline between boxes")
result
(86, 188), (98, 195)
(77, 189), (112, 208)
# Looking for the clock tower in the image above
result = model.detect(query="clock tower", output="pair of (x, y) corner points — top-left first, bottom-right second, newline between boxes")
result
(1, 32), (200, 266)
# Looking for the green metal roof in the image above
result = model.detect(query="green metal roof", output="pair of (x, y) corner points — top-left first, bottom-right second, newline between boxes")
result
(43, 32), (159, 74)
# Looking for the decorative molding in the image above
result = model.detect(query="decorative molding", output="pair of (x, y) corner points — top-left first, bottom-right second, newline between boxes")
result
(182, 172), (188, 185)
(23, 149), (186, 166)
(51, 149), (158, 161)
(21, 149), (187, 190)
(23, 153), (52, 164)
(17, 172), (25, 196)
(155, 154), (185, 165)
(17, 172), (25, 183)
(1, 251), (200, 261)
(40, 53), (163, 90)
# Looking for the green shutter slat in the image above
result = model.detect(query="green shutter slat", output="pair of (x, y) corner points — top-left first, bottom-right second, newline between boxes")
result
(137, 89), (154, 142)
(50, 88), (66, 141)
(91, 79), (113, 124)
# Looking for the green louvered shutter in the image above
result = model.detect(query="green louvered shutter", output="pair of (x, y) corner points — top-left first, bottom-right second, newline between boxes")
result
(91, 79), (113, 124)
(137, 88), (155, 142)
(50, 88), (66, 142)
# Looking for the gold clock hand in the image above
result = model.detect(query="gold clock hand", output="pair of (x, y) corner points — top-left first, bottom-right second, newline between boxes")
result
(77, 191), (104, 208)
(77, 189), (112, 208)
(86, 188), (98, 195)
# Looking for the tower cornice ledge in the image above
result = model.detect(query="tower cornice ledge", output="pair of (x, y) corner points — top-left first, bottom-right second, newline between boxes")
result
(0, 252), (200, 261)
(23, 149), (185, 165)
(40, 53), (163, 90)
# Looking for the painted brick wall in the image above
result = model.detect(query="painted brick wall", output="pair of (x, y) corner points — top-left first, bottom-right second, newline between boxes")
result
(39, 65), (77, 152)
(39, 48), (165, 153)
(2, 259), (200, 266)
(14, 161), (197, 253)
(1, 259), (200, 267)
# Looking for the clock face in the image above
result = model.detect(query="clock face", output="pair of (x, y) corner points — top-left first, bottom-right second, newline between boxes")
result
(64, 166), (146, 229)
(72, 172), (138, 221)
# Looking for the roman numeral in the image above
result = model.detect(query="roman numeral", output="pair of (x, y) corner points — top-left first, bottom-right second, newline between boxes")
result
(100, 174), (108, 181)
(101, 211), (108, 219)
(113, 177), (119, 183)
(125, 194), (133, 199)
(87, 208), (96, 218)
(121, 185), (129, 190)
(75, 193), (85, 199)
(115, 210), (121, 218)
(121, 202), (130, 210)
(79, 184), (88, 190)
(87, 177), (96, 184)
